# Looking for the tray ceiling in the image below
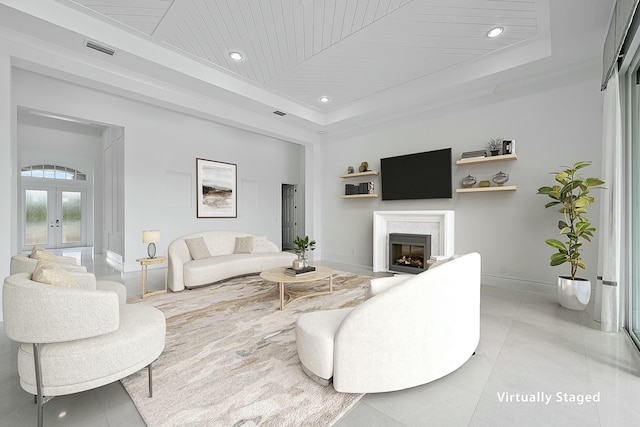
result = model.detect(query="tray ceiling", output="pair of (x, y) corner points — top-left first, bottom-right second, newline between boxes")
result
(67, 0), (544, 110)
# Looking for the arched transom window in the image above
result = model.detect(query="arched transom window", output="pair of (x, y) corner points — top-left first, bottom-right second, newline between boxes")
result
(21, 165), (87, 181)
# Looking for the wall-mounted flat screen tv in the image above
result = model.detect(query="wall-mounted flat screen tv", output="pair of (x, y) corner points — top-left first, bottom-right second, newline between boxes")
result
(381, 148), (452, 200)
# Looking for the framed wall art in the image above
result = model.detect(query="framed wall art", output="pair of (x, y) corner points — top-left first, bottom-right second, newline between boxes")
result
(196, 158), (237, 218)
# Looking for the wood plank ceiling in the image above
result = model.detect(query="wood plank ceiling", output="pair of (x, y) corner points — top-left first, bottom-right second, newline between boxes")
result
(68, 0), (541, 110)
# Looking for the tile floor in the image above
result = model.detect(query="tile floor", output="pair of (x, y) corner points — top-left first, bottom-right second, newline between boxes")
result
(1, 248), (640, 426)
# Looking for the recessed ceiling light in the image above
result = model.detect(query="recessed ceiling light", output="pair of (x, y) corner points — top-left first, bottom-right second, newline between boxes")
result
(319, 96), (330, 103)
(229, 51), (243, 61)
(487, 27), (504, 38)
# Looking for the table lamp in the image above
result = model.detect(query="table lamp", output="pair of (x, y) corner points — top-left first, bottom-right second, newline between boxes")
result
(142, 230), (160, 258)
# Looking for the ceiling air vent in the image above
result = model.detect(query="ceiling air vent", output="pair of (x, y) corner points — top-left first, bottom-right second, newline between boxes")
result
(85, 39), (116, 56)
(273, 111), (286, 116)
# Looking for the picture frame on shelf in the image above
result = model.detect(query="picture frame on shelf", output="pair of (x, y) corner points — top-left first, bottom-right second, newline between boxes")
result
(196, 158), (237, 218)
(502, 139), (515, 155)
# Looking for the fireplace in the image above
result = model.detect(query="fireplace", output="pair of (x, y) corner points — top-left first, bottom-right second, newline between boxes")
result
(388, 233), (431, 274)
(373, 210), (454, 273)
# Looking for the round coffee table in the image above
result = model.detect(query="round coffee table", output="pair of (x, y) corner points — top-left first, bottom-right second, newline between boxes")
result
(260, 266), (333, 310)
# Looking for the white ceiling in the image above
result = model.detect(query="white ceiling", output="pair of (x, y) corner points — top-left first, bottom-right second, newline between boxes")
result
(0, 0), (615, 138)
(68, 0), (543, 109)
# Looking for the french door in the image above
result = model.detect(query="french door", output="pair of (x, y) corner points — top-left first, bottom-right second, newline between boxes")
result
(23, 186), (87, 249)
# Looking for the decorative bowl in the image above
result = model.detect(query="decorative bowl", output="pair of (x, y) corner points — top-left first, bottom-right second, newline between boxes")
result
(492, 171), (509, 186)
(462, 175), (477, 188)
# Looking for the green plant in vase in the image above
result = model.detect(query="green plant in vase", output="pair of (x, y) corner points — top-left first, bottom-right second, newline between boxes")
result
(293, 235), (316, 268)
(488, 138), (503, 156)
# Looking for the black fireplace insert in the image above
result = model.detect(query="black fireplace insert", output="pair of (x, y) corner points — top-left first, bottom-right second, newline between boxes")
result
(388, 233), (431, 274)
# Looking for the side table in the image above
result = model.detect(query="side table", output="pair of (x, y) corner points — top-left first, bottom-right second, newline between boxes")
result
(135, 256), (167, 298)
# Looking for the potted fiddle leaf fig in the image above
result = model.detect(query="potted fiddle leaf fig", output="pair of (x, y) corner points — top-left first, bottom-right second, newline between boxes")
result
(537, 161), (604, 310)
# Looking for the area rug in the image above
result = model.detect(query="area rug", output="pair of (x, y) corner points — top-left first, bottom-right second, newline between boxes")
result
(121, 271), (372, 427)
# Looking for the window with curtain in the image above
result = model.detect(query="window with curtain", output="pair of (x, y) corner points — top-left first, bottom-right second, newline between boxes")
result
(631, 66), (640, 345)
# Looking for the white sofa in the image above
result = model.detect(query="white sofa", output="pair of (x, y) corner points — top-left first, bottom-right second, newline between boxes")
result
(168, 231), (297, 292)
(295, 252), (481, 393)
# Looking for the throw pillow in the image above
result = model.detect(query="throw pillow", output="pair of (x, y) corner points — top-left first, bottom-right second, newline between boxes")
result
(234, 236), (253, 254)
(30, 246), (57, 262)
(185, 237), (212, 260)
(251, 236), (270, 253)
(32, 262), (79, 288)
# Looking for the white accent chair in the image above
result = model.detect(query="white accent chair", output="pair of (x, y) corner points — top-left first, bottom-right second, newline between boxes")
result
(295, 252), (481, 393)
(2, 272), (166, 427)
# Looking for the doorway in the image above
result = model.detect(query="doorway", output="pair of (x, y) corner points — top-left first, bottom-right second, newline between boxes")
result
(23, 185), (87, 249)
(17, 108), (121, 258)
(281, 184), (298, 250)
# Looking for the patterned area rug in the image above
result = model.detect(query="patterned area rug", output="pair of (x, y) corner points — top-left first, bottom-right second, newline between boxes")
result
(121, 271), (371, 427)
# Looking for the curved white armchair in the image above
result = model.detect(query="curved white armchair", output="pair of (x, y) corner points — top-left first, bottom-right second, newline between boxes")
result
(10, 253), (86, 275)
(295, 252), (481, 393)
(3, 272), (166, 427)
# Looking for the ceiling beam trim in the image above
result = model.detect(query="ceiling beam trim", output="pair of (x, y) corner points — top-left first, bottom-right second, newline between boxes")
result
(0, 0), (326, 124)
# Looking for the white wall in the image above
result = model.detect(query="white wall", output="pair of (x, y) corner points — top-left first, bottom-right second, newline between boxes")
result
(321, 64), (604, 292)
(0, 54), (13, 296)
(11, 69), (305, 271)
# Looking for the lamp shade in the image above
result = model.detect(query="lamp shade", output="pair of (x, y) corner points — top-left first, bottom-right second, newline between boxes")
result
(142, 230), (161, 244)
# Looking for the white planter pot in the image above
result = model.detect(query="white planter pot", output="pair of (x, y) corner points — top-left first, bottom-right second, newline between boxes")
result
(557, 276), (590, 310)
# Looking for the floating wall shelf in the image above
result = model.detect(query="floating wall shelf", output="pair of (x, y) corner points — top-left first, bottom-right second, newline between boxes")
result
(456, 153), (517, 165)
(339, 170), (379, 198)
(339, 194), (379, 199)
(456, 185), (517, 193)
(338, 170), (379, 178)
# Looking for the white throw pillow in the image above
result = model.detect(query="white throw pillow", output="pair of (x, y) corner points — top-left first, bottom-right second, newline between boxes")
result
(32, 261), (78, 288)
(251, 236), (270, 253)
(30, 246), (57, 262)
(234, 236), (253, 254)
(185, 237), (212, 260)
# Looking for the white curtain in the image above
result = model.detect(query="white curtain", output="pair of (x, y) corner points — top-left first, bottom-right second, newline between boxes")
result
(595, 67), (623, 332)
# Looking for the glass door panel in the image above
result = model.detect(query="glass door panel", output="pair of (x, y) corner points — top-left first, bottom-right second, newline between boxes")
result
(25, 189), (50, 246)
(60, 190), (82, 244)
(22, 187), (87, 250)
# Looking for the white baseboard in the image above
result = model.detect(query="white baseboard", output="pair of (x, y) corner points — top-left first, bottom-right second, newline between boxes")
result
(320, 253), (372, 268)
(482, 273), (555, 294)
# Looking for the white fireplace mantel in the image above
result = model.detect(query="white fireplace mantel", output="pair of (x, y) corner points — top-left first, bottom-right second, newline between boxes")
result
(373, 210), (455, 273)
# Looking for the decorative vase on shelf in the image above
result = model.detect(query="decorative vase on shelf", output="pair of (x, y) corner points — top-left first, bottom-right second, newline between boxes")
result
(492, 171), (509, 186)
(462, 175), (477, 188)
(490, 150), (500, 156)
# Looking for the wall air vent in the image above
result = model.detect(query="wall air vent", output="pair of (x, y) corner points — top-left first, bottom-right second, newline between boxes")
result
(273, 111), (286, 116)
(85, 39), (116, 56)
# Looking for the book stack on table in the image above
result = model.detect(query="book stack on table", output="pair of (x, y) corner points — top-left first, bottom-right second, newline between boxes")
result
(285, 266), (316, 277)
